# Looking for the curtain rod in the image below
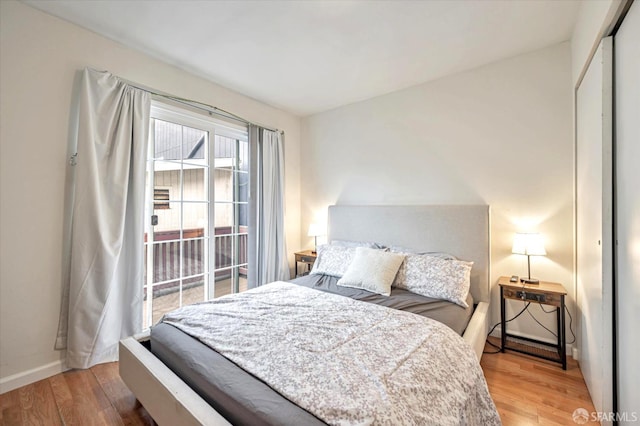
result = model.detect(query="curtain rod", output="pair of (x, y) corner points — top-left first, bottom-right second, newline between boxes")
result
(116, 73), (282, 134)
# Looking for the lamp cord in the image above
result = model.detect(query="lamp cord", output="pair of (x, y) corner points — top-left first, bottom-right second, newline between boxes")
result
(483, 302), (531, 354)
(483, 299), (577, 355)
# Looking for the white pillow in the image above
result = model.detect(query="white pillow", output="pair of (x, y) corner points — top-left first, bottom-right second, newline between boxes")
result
(310, 244), (356, 277)
(393, 254), (472, 307)
(337, 247), (405, 296)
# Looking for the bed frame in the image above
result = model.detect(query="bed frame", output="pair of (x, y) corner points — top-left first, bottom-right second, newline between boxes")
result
(119, 204), (491, 425)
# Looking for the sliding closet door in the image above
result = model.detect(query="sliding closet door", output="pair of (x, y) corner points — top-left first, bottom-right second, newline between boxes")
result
(576, 37), (613, 421)
(615, 0), (640, 417)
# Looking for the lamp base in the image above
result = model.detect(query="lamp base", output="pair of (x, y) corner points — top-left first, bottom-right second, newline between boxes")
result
(520, 277), (540, 284)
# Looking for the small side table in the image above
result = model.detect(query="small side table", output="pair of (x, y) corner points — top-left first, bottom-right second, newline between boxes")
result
(294, 250), (317, 277)
(499, 276), (567, 369)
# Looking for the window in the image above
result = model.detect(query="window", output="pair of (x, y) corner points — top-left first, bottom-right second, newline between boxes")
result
(153, 188), (170, 210)
(143, 102), (249, 328)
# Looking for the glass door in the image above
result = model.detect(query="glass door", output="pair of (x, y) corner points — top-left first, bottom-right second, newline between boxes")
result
(212, 135), (249, 297)
(143, 115), (211, 328)
(143, 102), (249, 329)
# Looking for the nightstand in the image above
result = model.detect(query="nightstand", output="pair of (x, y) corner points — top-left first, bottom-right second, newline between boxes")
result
(498, 276), (567, 369)
(294, 250), (317, 277)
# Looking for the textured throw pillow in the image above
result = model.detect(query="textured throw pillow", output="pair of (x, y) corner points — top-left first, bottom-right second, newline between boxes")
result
(388, 246), (457, 260)
(393, 254), (472, 307)
(337, 247), (406, 296)
(310, 244), (357, 277)
(331, 239), (386, 249)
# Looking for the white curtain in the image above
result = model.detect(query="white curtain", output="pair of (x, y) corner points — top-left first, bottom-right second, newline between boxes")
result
(261, 129), (290, 283)
(55, 68), (150, 369)
(249, 127), (290, 287)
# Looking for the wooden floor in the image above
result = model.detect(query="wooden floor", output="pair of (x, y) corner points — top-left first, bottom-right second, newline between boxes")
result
(0, 363), (155, 426)
(1, 338), (596, 425)
(481, 337), (597, 425)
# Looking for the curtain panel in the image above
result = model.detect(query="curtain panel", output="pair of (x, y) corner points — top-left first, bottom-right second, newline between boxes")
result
(248, 126), (290, 287)
(56, 68), (150, 369)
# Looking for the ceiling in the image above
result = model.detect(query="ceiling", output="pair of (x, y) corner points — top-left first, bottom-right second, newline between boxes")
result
(25, 0), (581, 117)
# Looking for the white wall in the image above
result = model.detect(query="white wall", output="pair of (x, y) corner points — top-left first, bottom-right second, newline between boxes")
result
(301, 43), (574, 342)
(0, 1), (301, 390)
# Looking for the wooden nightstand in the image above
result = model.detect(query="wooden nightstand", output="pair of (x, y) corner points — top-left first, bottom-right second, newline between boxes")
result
(294, 250), (317, 277)
(498, 276), (567, 369)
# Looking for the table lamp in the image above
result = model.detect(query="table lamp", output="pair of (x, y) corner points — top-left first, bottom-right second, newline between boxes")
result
(307, 223), (322, 254)
(512, 233), (546, 284)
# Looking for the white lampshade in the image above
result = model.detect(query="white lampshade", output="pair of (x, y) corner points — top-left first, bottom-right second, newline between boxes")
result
(512, 233), (546, 256)
(307, 223), (323, 237)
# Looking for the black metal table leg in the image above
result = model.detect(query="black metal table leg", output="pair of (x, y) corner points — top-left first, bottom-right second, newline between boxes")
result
(501, 285), (506, 352)
(560, 295), (566, 370)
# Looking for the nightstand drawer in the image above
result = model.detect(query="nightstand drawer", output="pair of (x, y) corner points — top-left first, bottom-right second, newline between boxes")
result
(502, 288), (561, 307)
(299, 255), (315, 263)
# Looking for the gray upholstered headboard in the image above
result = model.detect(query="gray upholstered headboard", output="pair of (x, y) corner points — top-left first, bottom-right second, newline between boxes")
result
(328, 205), (490, 303)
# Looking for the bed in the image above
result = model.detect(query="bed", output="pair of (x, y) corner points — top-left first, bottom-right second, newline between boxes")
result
(119, 205), (493, 425)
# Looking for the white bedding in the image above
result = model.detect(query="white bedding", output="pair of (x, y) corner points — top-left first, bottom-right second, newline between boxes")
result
(161, 281), (500, 426)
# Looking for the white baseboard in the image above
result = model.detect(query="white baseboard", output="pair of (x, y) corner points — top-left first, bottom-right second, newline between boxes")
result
(0, 359), (68, 394)
(489, 327), (574, 359)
